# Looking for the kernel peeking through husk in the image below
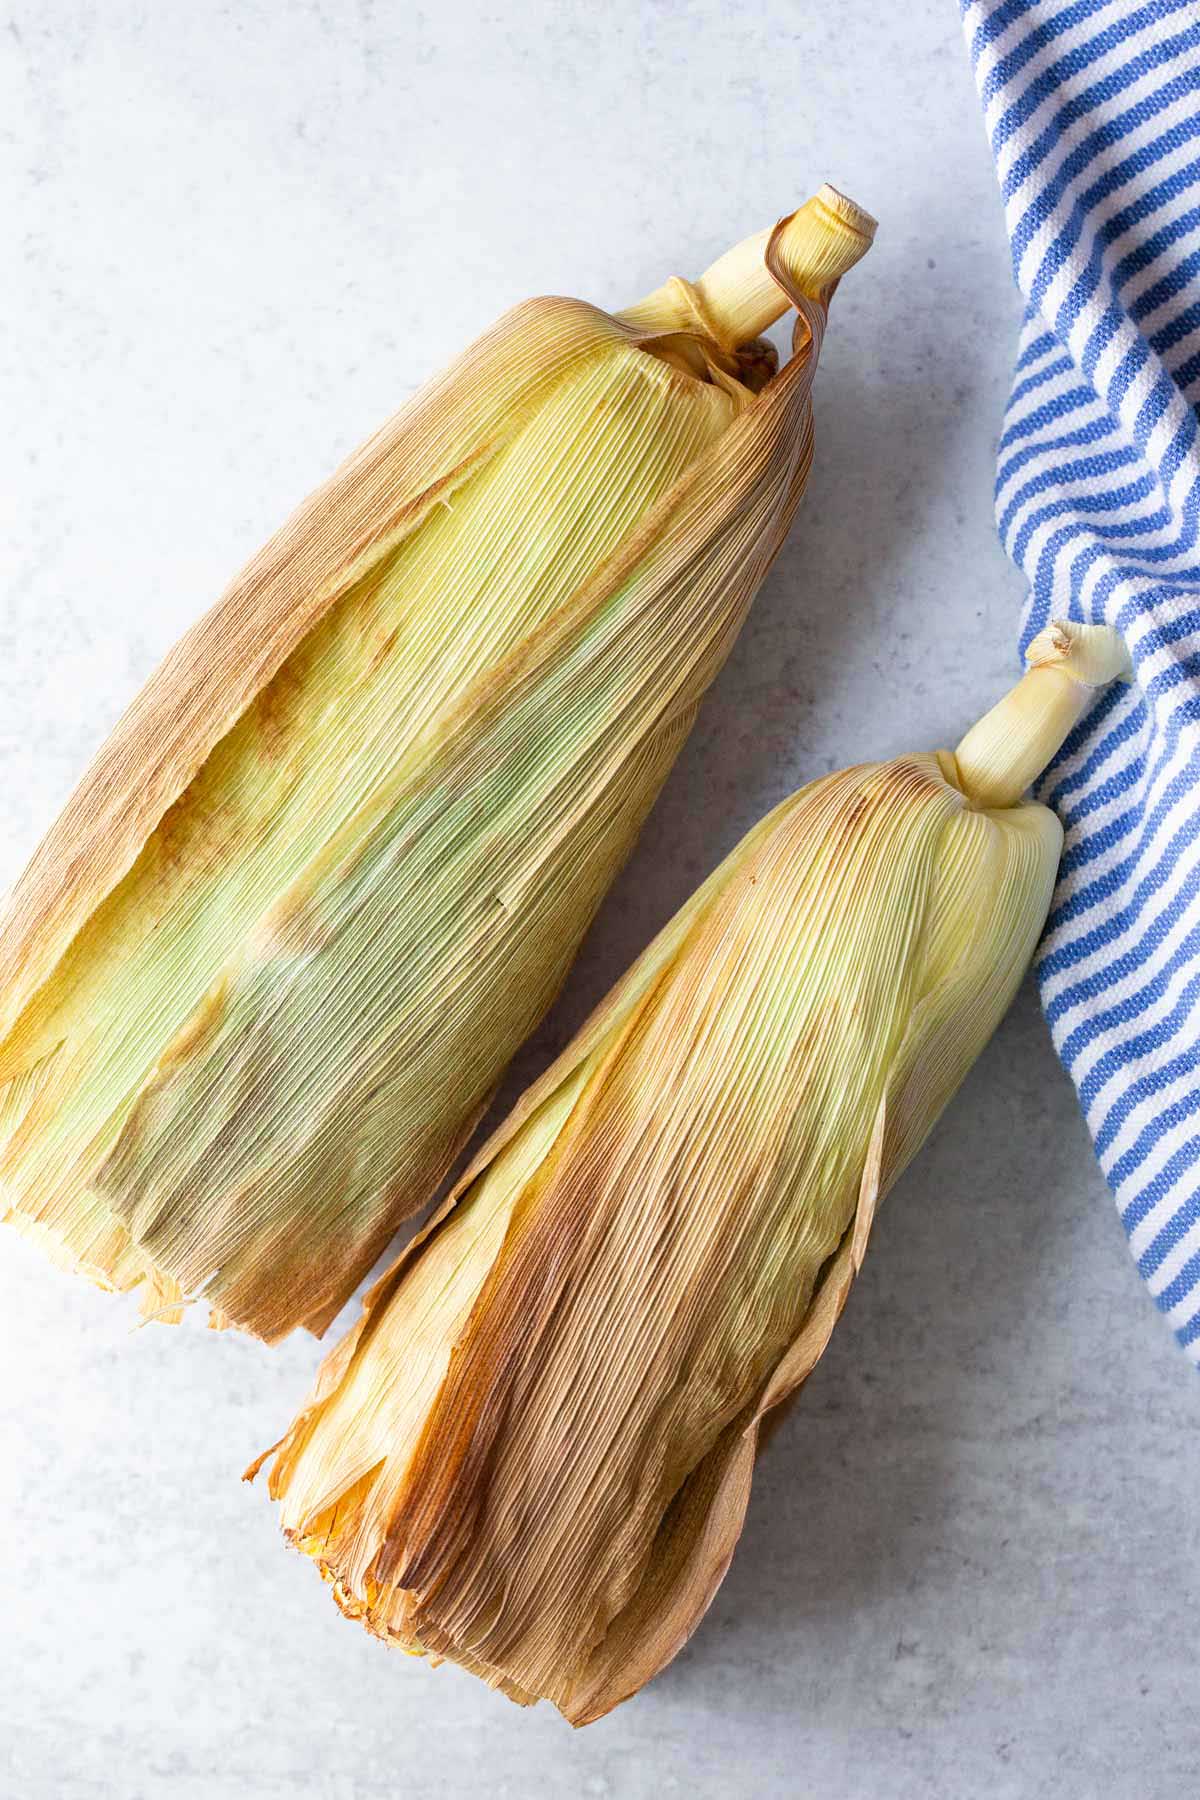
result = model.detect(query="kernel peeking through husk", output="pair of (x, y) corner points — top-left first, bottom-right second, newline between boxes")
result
(250, 622), (1131, 1724)
(0, 187), (873, 1340)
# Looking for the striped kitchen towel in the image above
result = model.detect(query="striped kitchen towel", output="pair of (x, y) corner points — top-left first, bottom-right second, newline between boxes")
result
(961, 0), (1200, 1360)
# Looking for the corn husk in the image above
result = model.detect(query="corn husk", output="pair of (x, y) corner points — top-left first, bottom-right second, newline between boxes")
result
(251, 622), (1131, 1722)
(0, 187), (873, 1340)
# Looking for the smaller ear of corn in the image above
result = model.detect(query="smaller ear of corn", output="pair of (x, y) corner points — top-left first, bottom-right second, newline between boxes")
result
(252, 623), (1129, 1718)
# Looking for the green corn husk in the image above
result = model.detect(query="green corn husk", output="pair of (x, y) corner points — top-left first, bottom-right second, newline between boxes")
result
(0, 186), (873, 1340)
(250, 622), (1131, 1722)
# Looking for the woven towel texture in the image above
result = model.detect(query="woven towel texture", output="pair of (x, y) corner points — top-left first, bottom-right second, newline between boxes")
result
(963, 0), (1200, 1359)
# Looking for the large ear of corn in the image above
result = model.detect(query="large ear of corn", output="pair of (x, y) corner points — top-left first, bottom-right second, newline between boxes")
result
(0, 187), (873, 1340)
(251, 622), (1131, 1723)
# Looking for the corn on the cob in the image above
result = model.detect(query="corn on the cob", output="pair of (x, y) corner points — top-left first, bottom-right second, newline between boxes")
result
(0, 187), (873, 1340)
(251, 621), (1130, 1723)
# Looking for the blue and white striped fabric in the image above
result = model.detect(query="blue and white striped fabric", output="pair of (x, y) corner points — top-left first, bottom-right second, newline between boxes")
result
(961, 0), (1200, 1361)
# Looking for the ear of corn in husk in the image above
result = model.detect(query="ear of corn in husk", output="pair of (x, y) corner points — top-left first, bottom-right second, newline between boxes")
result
(0, 187), (873, 1341)
(250, 621), (1131, 1723)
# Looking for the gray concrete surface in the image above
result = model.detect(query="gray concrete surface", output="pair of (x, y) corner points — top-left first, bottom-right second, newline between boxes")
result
(2, 3), (1197, 1797)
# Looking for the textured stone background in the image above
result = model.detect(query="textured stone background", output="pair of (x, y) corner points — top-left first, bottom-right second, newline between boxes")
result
(2, 3), (1197, 1797)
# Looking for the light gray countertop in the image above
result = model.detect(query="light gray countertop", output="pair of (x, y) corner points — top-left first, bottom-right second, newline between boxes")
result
(2, 4), (1197, 1797)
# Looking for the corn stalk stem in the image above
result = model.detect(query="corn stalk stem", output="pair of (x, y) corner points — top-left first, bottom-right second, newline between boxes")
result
(620, 184), (877, 350)
(953, 622), (1132, 810)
